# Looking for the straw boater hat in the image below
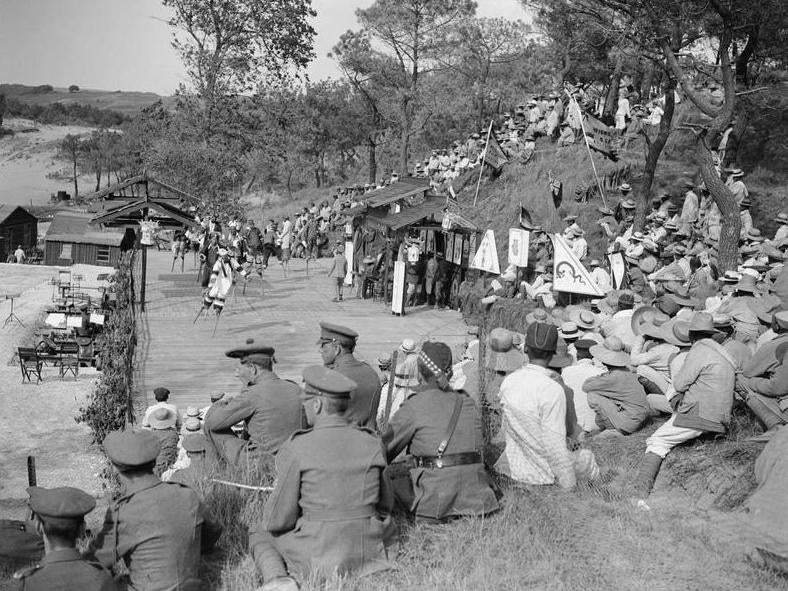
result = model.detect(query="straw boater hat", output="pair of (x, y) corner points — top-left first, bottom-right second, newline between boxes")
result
(590, 337), (630, 367)
(621, 198), (636, 210)
(558, 322), (582, 340)
(487, 328), (525, 373)
(399, 338), (417, 354)
(572, 309), (599, 330)
(727, 168), (745, 178)
(619, 183), (632, 192)
(746, 228), (765, 242)
(775, 212), (788, 225)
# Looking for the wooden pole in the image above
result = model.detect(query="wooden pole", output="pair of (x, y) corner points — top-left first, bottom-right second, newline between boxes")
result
(565, 89), (608, 209)
(473, 120), (494, 207)
(382, 348), (398, 430)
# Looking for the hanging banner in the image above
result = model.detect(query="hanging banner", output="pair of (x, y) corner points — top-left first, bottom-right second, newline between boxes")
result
(139, 221), (159, 246)
(551, 233), (604, 296)
(344, 240), (354, 286)
(391, 261), (406, 314)
(445, 232), (454, 260)
(508, 228), (530, 267)
(470, 229), (500, 274)
(452, 234), (464, 265)
(607, 252), (627, 290)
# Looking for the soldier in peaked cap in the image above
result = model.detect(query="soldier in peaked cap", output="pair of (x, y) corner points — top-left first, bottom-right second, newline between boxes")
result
(204, 339), (304, 466)
(14, 486), (118, 591)
(87, 430), (222, 591)
(249, 366), (395, 588)
(317, 321), (382, 428)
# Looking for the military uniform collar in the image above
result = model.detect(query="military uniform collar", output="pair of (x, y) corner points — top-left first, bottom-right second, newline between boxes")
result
(119, 472), (162, 499)
(332, 352), (357, 366)
(41, 547), (82, 565)
(313, 415), (349, 429)
(249, 370), (280, 386)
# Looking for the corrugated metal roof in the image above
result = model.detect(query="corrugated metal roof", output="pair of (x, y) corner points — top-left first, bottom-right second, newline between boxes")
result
(46, 211), (123, 245)
(367, 196), (446, 231)
(365, 177), (430, 208)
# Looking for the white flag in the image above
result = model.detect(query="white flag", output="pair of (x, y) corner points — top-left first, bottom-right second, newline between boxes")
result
(551, 234), (603, 296)
(508, 228), (530, 267)
(607, 252), (627, 289)
(470, 230), (500, 274)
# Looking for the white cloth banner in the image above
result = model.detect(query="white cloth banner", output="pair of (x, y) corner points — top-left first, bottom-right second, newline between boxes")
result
(551, 234), (604, 296)
(67, 315), (83, 328)
(608, 252), (627, 289)
(470, 230), (500, 274)
(139, 221), (160, 246)
(344, 240), (354, 286)
(89, 313), (106, 326)
(46, 313), (66, 328)
(391, 261), (406, 314)
(508, 228), (530, 267)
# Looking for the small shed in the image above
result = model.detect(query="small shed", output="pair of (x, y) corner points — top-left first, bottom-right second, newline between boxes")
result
(0, 205), (38, 261)
(44, 211), (124, 267)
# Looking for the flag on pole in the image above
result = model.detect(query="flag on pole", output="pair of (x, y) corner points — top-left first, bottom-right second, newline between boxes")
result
(508, 228), (530, 267)
(550, 233), (604, 296)
(607, 251), (627, 289)
(447, 184), (458, 204)
(483, 133), (509, 170)
(470, 229), (500, 274)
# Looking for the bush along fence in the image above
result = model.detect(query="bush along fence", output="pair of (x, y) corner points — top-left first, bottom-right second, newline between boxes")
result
(76, 250), (137, 444)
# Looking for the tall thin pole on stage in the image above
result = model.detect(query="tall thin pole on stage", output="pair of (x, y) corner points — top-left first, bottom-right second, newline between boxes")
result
(140, 176), (150, 312)
(565, 89), (608, 209)
(473, 120), (494, 207)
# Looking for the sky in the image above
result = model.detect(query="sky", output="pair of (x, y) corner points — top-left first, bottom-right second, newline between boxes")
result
(0, 0), (527, 95)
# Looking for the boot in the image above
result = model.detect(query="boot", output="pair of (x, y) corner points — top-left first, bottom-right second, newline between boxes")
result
(745, 395), (784, 433)
(632, 451), (663, 498)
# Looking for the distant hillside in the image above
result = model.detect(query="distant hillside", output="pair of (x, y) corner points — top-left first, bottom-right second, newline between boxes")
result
(0, 83), (175, 117)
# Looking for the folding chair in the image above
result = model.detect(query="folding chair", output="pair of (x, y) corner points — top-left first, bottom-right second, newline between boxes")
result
(18, 347), (43, 383)
(58, 342), (80, 378)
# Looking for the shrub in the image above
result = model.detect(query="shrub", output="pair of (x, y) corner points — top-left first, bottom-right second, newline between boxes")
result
(68, 84), (80, 93)
(76, 252), (137, 443)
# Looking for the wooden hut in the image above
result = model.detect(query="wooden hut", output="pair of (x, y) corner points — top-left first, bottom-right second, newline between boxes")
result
(0, 205), (37, 261)
(44, 211), (124, 267)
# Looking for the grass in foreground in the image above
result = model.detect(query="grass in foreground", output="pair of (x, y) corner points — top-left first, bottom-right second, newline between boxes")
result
(199, 405), (785, 591)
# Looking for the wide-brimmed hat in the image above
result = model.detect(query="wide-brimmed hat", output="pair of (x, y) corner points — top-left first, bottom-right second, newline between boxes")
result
(726, 168), (745, 178)
(598, 206), (614, 216)
(669, 292), (700, 309)
(558, 321), (582, 340)
(621, 198), (636, 209)
(631, 306), (661, 335)
(746, 228), (764, 242)
(712, 314), (733, 329)
(590, 336), (629, 367)
(487, 328), (525, 372)
(619, 183), (632, 192)
(149, 407), (177, 430)
(548, 353), (574, 370)
(658, 320), (692, 347)
(629, 231), (645, 242)
(688, 312), (722, 336)
(526, 308), (552, 325)
(734, 274), (760, 294)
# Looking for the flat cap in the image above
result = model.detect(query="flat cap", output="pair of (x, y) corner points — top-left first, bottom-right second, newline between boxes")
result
(302, 365), (357, 399)
(225, 338), (275, 360)
(28, 486), (95, 519)
(316, 322), (358, 346)
(103, 429), (160, 471)
(153, 387), (170, 399)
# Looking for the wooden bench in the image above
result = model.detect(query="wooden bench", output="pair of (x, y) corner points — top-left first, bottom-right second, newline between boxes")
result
(18, 347), (42, 383)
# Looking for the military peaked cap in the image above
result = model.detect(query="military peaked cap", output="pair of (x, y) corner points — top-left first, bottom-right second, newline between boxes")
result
(316, 322), (358, 346)
(103, 429), (160, 471)
(28, 486), (95, 520)
(302, 365), (357, 399)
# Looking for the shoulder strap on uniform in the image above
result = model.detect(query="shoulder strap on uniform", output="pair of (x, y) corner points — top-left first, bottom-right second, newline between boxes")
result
(436, 395), (464, 458)
(13, 564), (40, 580)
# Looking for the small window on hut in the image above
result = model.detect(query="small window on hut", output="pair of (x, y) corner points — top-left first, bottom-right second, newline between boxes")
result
(60, 243), (72, 260)
(96, 246), (110, 264)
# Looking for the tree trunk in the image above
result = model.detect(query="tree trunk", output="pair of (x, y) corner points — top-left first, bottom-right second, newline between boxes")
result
(724, 110), (749, 167)
(367, 137), (377, 184)
(603, 56), (622, 119)
(735, 29), (758, 87)
(635, 77), (676, 230)
(640, 62), (654, 101)
(314, 167), (321, 188)
(72, 158), (79, 198)
(699, 141), (739, 270)
(399, 122), (410, 175)
(95, 170), (101, 192)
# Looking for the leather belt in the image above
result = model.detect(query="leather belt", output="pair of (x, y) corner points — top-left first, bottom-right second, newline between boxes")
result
(414, 451), (482, 469)
(303, 505), (376, 522)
